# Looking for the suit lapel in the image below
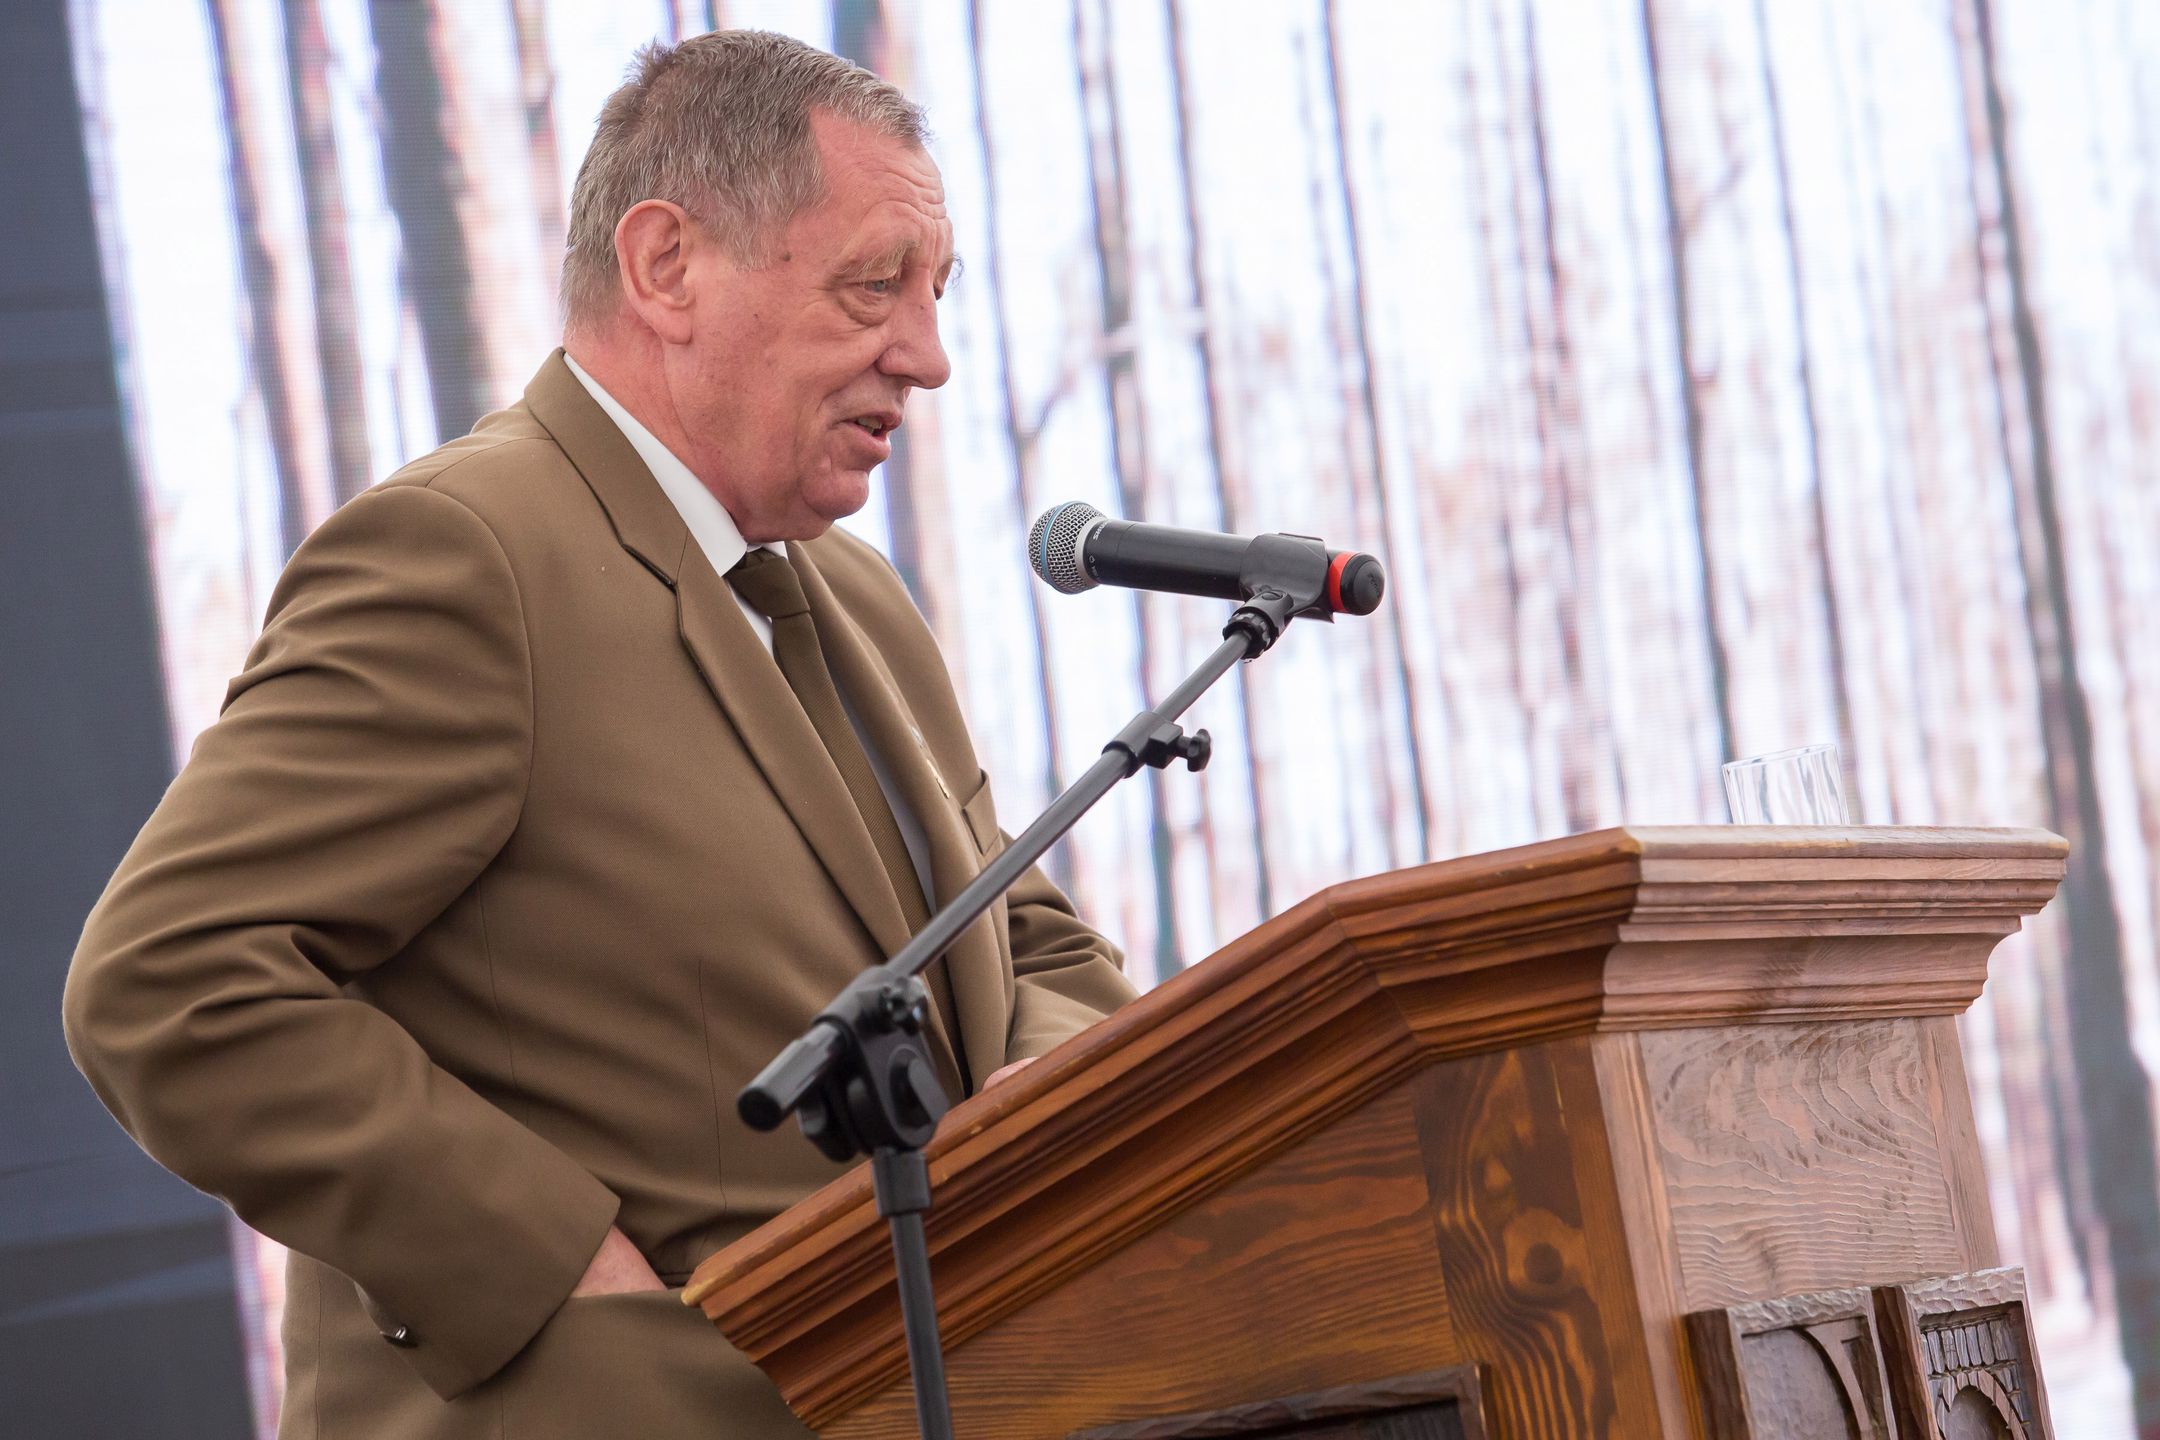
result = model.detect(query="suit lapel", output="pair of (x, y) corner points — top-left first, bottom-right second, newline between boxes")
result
(671, 544), (915, 952)
(523, 352), (966, 1085)
(522, 351), (690, 585)
(678, 554), (967, 1092)
(794, 542), (1011, 1087)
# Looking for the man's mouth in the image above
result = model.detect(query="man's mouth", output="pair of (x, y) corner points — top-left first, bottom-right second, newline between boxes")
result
(846, 412), (901, 440)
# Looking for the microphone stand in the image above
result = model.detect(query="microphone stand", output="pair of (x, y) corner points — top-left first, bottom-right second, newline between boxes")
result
(738, 574), (1320, 1440)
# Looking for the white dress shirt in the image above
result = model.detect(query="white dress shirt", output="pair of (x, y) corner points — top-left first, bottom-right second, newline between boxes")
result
(563, 354), (935, 912)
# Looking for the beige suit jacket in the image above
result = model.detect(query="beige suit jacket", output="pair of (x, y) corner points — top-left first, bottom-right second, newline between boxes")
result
(62, 353), (1136, 1438)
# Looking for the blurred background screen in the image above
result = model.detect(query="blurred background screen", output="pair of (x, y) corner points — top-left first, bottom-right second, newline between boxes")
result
(7, 0), (2159, 1434)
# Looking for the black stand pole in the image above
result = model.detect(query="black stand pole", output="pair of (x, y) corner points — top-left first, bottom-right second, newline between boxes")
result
(873, 1149), (952, 1440)
(737, 580), (1320, 1440)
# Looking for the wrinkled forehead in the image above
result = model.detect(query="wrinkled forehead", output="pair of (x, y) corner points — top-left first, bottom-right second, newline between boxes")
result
(834, 220), (958, 281)
(802, 116), (950, 245)
(820, 154), (957, 277)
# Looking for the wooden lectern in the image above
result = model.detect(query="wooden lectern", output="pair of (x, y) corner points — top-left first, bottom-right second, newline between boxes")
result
(687, 827), (2066, 1439)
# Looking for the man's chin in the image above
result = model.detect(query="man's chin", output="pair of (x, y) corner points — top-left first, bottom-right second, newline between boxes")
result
(806, 470), (875, 525)
(743, 463), (872, 542)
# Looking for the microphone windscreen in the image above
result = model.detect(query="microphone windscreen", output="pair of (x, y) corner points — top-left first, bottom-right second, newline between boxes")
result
(1028, 502), (1104, 594)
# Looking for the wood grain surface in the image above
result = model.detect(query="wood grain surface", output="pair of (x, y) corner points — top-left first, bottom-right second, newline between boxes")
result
(825, 1083), (1456, 1440)
(1410, 1046), (1630, 1438)
(1584, 1033), (1703, 1436)
(684, 827), (2064, 1433)
(1919, 1018), (2002, 1271)
(1642, 1020), (1967, 1311)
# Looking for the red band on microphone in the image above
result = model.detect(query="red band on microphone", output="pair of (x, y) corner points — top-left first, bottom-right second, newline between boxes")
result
(1325, 551), (1353, 614)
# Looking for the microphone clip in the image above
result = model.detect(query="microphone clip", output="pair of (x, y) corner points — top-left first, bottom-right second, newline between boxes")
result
(1227, 585), (1306, 658)
(1225, 533), (1336, 656)
(1242, 534), (1333, 614)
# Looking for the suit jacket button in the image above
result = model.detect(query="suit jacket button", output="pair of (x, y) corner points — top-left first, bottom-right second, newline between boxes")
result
(383, 1324), (418, 1348)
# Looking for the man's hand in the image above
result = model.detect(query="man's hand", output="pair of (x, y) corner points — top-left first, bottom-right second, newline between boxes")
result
(982, 1057), (1037, 1090)
(570, 1225), (666, 1298)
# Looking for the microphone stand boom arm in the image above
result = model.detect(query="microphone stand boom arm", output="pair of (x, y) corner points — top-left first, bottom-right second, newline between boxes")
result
(735, 574), (1322, 1440)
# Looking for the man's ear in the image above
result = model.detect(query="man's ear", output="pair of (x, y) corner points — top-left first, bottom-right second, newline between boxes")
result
(613, 200), (699, 344)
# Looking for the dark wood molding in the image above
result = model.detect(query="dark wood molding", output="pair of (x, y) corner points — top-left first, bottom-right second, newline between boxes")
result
(1070, 1367), (1487, 1440)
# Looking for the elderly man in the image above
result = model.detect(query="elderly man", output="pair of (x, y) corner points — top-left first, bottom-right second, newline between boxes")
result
(63, 30), (1133, 1440)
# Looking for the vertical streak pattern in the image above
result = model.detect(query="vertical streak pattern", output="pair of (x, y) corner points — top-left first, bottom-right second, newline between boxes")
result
(1961, 0), (2160, 1423)
(1638, 0), (1738, 765)
(65, 1), (2160, 1430)
(283, 0), (372, 508)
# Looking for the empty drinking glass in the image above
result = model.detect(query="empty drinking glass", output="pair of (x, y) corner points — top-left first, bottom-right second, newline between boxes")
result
(1721, 743), (1849, 825)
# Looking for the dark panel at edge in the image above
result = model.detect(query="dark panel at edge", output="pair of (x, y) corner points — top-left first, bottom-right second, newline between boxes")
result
(0, 1), (254, 1435)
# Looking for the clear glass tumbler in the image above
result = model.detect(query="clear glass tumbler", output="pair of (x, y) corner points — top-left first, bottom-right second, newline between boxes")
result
(1721, 743), (1849, 825)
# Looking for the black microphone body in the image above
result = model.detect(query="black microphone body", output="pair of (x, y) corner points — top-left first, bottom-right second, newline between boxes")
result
(1083, 518), (1251, 602)
(1029, 503), (1385, 617)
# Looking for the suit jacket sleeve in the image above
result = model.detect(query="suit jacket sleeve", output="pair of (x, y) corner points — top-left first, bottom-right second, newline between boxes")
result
(62, 482), (618, 1400)
(999, 840), (1139, 1063)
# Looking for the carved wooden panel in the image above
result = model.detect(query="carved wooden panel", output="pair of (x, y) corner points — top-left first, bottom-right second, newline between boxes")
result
(1872, 1269), (2053, 1440)
(1641, 1021), (1967, 1310)
(1685, 1286), (1899, 1439)
(1069, 1367), (1487, 1440)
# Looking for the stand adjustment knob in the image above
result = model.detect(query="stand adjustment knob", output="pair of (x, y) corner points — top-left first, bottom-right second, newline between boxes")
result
(1178, 729), (1212, 771)
(874, 977), (929, 1033)
(892, 1052), (945, 1133)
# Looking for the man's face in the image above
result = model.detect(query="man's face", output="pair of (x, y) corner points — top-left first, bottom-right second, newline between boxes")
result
(668, 111), (955, 542)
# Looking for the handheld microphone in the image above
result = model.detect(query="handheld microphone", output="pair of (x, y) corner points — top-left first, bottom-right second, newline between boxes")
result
(1028, 502), (1386, 617)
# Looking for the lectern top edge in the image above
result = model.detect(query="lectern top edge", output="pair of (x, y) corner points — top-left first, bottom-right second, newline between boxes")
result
(686, 827), (2064, 1336)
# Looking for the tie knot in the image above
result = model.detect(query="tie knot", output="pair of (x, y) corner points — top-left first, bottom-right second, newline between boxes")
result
(728, 547), (811, 621)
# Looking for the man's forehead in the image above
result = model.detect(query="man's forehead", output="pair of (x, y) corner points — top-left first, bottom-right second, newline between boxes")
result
(837, 219), (958, 276)
(812, 114), (944, 203)
(801, 120), (954, 272)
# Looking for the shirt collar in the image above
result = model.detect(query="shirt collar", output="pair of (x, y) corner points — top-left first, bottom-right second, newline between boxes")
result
(561, 352), (770, 576)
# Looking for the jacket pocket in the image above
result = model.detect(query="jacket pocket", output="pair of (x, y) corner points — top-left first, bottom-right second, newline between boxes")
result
(959, 769), (1000, 854)
(497, 1290), (808, 1440)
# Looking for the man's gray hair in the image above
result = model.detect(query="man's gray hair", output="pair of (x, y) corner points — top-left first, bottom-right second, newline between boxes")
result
(561, 30), (927, 324)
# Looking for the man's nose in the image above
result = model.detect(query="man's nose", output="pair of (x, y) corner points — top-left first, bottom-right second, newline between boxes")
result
(881, 292), (951, 391)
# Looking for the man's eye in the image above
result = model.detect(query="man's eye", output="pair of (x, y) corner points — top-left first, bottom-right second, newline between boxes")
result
(862, 277), (896, 296)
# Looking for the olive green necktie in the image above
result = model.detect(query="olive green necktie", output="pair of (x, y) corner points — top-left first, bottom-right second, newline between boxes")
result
(726, 547), (932, 936)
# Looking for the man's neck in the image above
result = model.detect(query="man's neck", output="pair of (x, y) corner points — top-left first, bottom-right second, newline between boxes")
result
(561, 329), (695, 465)
(560, 323), (796, 547)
